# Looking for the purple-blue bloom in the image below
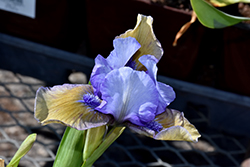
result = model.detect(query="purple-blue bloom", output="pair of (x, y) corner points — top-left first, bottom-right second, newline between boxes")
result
(95, 67), (158, 126)
(88, 37), (175, 128)
(34, 14), (200, 142)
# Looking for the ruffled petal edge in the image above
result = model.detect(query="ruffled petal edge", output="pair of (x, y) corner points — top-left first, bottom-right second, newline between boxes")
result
(116, 14), (163, 71)
(127, 108), (201, 142)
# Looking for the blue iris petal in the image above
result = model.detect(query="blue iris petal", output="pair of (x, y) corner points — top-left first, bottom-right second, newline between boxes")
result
(90, 54), (112, 97)
(96, 67), (159, 126)
(106, 37), (141, 69)
(138, 55), (158, 83)
(90, 37), (175, 129)
(90, 37), (141, 96)
(139, 55), (175, 114)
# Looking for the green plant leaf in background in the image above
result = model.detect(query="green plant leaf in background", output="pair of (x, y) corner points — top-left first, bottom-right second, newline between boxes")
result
(207, 0), (250, 7)
(7, 133), (37, 167)
(191, 0), (250, 28)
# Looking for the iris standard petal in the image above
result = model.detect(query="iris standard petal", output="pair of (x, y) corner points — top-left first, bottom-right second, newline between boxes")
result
(106, 37), (141, 69)
(116, 14), (163, 71)
(138, 54), (158, 83)
(90, 37), (141, 95)
(90, 54), (112, 96)
(34, 84), (111, 130)
(139, 55), (176, 114)
(156, 82), (176, 111)
(96, 67), (159, 126)
(154, 108), (201, 142)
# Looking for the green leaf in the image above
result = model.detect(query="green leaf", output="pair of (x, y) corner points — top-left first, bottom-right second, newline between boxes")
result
(191, 0), (250, 28)
(208, 0), (250, 7)
(53, 127), (86, 167)
(7, 133), (37, 167)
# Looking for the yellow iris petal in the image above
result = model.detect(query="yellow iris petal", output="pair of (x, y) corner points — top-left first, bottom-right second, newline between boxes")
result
(154, 108), (201, 142)
(34, 84), (110, 130)
(116, 14), (163, 71)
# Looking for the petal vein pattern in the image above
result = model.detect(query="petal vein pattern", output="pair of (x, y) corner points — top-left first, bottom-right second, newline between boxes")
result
(34, 84), (111, 130)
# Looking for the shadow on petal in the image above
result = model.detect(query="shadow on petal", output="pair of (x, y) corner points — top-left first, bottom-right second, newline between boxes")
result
(116, 14), (163, 71)
(126, 122), (155, 138)
(154, 108), (201, 142)
(34, 84), (111, 130)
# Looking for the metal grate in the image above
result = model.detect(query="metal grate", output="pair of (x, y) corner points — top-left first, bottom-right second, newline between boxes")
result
(0, 68), (249, 167)
(0, 69), (65, 167)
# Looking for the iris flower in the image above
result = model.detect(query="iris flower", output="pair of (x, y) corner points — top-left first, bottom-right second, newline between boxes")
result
(34, 14), (200, 142)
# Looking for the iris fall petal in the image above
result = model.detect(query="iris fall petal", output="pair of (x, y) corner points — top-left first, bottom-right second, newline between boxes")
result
(154, 108), (201, 142)
(34, 84), (111, 130)
(127, 108), (200, 142)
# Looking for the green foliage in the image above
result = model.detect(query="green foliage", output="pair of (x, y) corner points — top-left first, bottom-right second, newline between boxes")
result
(191, 0), (250, 28)
(53, 127), (86, 167)
(208, 0), (250, 7)
(7, 134), (37, 167)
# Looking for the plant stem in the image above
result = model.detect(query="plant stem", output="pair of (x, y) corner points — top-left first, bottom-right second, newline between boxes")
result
(53, 127), (86, 167)
(82, 126), (125, 167)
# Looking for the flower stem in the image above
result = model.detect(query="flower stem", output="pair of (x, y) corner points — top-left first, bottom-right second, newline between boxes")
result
(83, 125), (106, 160)
(82, 126), (125, 167)
(53, 127), (86, 167)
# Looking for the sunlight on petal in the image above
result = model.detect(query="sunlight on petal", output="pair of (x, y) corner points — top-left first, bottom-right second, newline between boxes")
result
(34, 84), (111, 130)
(155, 126), (196, 141)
